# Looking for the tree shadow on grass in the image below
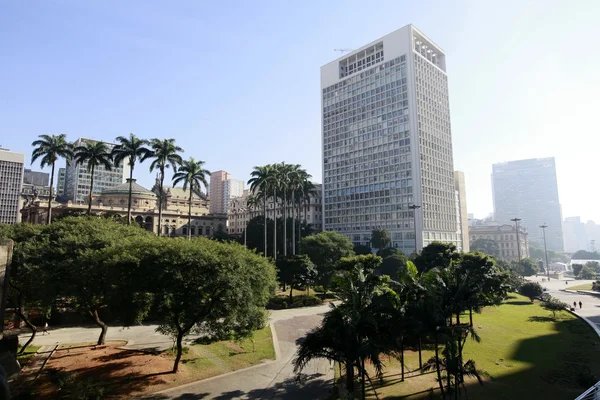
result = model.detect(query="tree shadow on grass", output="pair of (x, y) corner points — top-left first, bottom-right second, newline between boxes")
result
(505, 300), (534, 306)
(528, 316), (555, 322)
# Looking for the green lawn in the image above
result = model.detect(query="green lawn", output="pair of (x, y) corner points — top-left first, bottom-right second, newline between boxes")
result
(16, 345), (41, 367)
(568, 283), (593, 290)
(173, 326), (276, 379)
(365, 294), (600, 399)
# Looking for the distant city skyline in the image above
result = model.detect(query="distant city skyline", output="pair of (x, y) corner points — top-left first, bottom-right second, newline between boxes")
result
(2, 1), (599, 222)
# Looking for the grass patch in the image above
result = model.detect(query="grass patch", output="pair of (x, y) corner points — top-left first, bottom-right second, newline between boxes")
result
(569, 283), (593, 290)
(364, 293), (600, 399)
(16, 345), (41, 367)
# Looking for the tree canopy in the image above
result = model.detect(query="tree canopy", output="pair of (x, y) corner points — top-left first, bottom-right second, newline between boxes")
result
(301, 231), (354, 292)
(371, 228), (391, 252)
(470, 239), (500, 258)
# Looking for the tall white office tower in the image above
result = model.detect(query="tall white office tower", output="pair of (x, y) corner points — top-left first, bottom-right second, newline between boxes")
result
(321, 24), (459, 253)
(0, 148), (25, 224)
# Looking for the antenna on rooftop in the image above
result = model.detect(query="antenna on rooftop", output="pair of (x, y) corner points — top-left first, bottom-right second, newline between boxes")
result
(334, 48), (352, 54)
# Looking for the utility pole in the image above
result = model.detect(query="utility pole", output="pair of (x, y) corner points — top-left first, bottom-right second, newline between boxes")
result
(409, 204), (421, 255)
(540, 223), (549, 280)
(511, 218), (522, 261)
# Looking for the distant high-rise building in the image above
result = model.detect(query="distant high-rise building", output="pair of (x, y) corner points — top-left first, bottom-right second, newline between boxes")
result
(63, 138), (129, 203)
(23, 169), (49, 187)
(209, 171), (244, 214)
(57, 167), (66, 197)
(492, 157), (564, 252)
(0, 148), (25, 224)
(454, 171), (469, 252)
(321, 24), (459, 253)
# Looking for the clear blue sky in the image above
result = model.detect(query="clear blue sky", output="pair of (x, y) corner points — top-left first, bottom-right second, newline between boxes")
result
(2, 0), (599, 222)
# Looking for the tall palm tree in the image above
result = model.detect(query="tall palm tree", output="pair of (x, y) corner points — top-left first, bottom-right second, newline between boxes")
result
(298, 179), (316, 254)
(74, 140), (113, 215)
(248, 165), (273, 257)
(172, 158), (209, 240)
(144, 138), (183, 235)
(31, 134), (74, 224)
(276, 162), (292, 257)
(246, 195), (261, 246)
(111, 133), (151, 225)
(288, 166), (311, 255)
(268, 164), (283, 259)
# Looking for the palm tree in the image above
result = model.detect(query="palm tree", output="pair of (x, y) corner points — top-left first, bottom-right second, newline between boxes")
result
(111, 133), (151, 225)
(246, 195), (261, 246)
(276, 162), (292, 257)
(31, 134), (74, 224)
(248, 165), (273, 257)
(289, 167), (311, 255)
(298, 179), (316, 254)
(268, 164), (283, 259)
(73, 140), (113, 214)
(172, 158), (209, 240)
(144, 138), (183, 235)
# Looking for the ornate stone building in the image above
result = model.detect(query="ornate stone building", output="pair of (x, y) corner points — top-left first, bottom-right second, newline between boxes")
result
(469, 222), (529, 261)
(20, 179), (227, 238)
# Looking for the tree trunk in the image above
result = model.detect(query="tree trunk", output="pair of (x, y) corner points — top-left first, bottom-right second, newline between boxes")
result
(345, 360), (355, 396)
(89, 309), (108, 345)
(87, 164), (95, 215)
(188, 190), (192, 240)
(127, 163), (134, 225)
(15, 308), (36, 354)
(469, 309), (473, 327)
(434, 330), (446, 399)
(47, 162), (55, 224)
(418, 334), (423, 370)
(291, 190), (295, 255)
(456, 313), (460, 325)
(361, 357), (366, 400)
(173, 329), (185, 373)
(297, 201), (302, 254)
(400, 337), (405, 381)
(263, 199), (267, 257)
(283, 189), (287, 257)
(289, 285), (293, 304)
(273, 189), (277, 260)
(158, 166), (164, 236)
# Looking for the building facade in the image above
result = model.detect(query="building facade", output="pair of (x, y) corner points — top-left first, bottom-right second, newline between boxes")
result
(492, 158), (564, 252)
(209, 170), (244, 214)
(21, 179), (226, 237)
(23, 169), (49, 187)
(454, 171), (469, 252)
(0, 148), (25, 224)
(228, 184), (323, 236)
(64, 138), (129, 203)
(57, 167), (66, 198)
(563, 216), (600, 253)
(470, 222), (530, 261)
(321, 25), (459, 253)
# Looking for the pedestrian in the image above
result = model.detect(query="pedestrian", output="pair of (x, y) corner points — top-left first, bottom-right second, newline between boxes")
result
(574, 301), (577, 309)
(43, 322), (49, 335)
(579, 301), (583, 309)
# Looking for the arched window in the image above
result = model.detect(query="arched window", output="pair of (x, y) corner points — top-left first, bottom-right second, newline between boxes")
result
(205, 227), (211, 236)
(182, 227), (188, 235)
(164, 226), (169, 235)
(191, 226), (196, 235)
(198, 227), (203, 235)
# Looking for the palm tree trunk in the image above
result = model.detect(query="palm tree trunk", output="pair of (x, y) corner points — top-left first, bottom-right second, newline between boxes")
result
(289, 285), (293, 303)
(188, 189), (192, 240)
(297, 201), (302, 254)
(87, 164), (95, 215)
(418, 334), (423, 370)
(291, 190), (295, 255)
(346, 360), (355, 396)
(127, 163), (134, 225)
(361, 357), (366, 400)
(283, 189), (287, 257)
(273, 188), (277, 260)
(158, 167), (165, 236)
(263, 198), (267, 257)
(469, 309), (473, 327)
(400, 336), (405, 381)
(46, 162), (55, 224)
(434, 329), (446, 399)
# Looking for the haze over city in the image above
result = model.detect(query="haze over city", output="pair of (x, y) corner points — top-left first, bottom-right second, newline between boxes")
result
(1, 0), (599, 222)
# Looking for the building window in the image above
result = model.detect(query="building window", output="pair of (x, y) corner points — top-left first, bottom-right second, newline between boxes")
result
(182, 227), (188, 235)
(191, 227), (196, 235)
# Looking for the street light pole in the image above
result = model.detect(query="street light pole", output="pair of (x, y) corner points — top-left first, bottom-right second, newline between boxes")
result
(511, 218), (522, 261)
(409, 204), (421, 255)
(540, 223), (549, 280)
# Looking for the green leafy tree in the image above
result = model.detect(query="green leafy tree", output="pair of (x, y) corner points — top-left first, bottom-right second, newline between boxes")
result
(414, 242), (460, 274)
(30, 134), (74, 224)
(152, 238), (276, 372)
(581, 265), (596, 280)
(301, 231), (355, 292)
(145, 138), (183, 235)
(519, 281), (544, 302)
(74, 140), (113, 214)
(573, 263), (584, 277)
(172, 158), (209, 240)
(353, 244), (372, 255)
(541, 296), (568, 320)
(371, 228), (391, 254)
(276, 255), (317, 301)
(586, 261), (600, 273)
(572, 250), (600, 260)
(111, 133), (151, 225)
(376, 254), (408, 280)
(470, 238), (500, 258)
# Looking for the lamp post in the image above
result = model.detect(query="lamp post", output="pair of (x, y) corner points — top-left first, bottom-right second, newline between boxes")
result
(510, 218), (522, 261)
(540, 223), (549, 280)
(409, 204), (421, 255)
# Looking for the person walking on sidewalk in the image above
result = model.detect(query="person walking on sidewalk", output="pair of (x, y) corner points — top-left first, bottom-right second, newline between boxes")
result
(579, 301), (583, 309)
(43, 322), (49, 335)
(574, 301), (577, 309)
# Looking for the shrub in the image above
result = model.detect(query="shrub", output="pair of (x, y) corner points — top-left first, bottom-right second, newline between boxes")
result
(592, 281), (600, 292)
(266, 295), (323, 310)
(519, 282), (543, 302)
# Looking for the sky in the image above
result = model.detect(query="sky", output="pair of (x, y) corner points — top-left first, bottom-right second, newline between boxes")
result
(1, 0), (599, 222)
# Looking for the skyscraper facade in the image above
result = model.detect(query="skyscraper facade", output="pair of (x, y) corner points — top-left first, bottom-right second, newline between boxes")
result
(209, 171), (244, 214)
(492, 157), (564, 252)
(454, 171), (469, 252)
(64, 138), (129, 203)
(321, 24), (459, 253)
(0, 148), (25, 224)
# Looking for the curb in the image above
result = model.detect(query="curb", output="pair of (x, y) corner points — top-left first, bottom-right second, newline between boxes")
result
(567, 309), (600, 338)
